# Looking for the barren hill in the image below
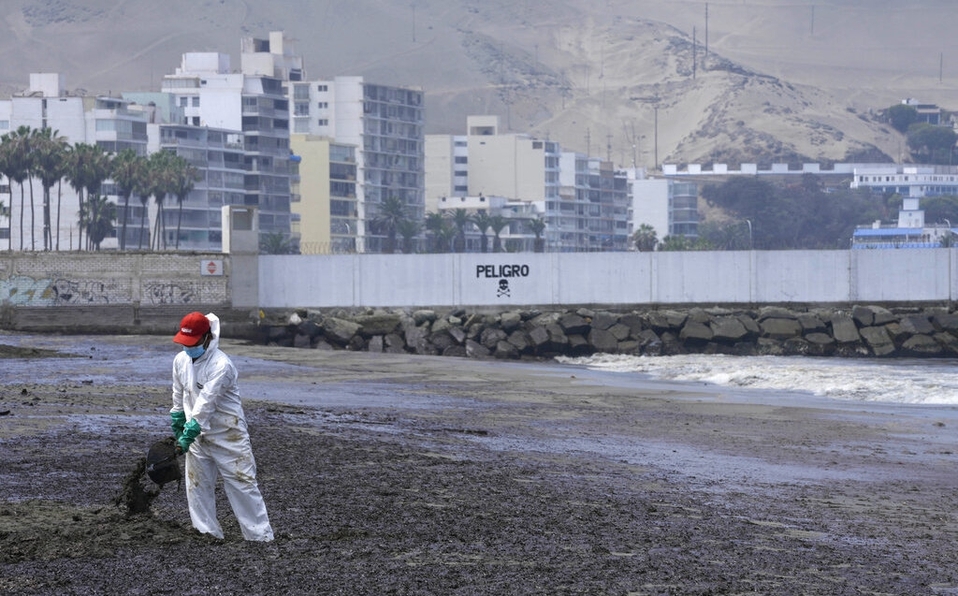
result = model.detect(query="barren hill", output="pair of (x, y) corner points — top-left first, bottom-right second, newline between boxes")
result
(4, 0), (957, 168)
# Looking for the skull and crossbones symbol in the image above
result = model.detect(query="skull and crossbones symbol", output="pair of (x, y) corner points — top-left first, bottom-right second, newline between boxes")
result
(497, 279), (510, 298)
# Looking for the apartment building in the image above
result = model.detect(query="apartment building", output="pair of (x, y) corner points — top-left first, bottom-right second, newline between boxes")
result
(426, 115), (631, 252)
(0, 73), (149, 250)
(288, 75), (424, 253)
(159, 44), (293, 248)
(290, 134), (358, 254)
(630, 176), (699, 243)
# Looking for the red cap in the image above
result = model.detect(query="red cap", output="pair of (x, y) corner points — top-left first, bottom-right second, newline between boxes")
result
(173, 312), (210, 346)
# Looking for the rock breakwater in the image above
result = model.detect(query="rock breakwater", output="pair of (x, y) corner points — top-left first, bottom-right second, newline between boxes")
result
(257, 304), (958, 359)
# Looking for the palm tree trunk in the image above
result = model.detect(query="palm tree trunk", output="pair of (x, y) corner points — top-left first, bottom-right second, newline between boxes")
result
(76, 189), (84, 251)
(151, 205), (161, 251)
(119, 194), (130, 250)
(18, 184), (24, 251)
(7, 187), (13, 251)
(55, 181), (61, 251)
(175, 202), (183, 249)
(28, 178), (35, 250)
(42, 187), (51, 251)
(138, 199), (147, 250)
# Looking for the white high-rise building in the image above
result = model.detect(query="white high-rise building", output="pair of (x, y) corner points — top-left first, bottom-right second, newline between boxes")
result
(288, 76), (424, 253)
(0, 73), (149, 251)
(160, 41), (293, 247)
(426, 116), (631, 252)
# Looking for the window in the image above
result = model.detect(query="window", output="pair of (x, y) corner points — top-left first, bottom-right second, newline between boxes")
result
(317, 84), (328, 92)
(294, 101), (310, 116)
(191, 96), (200, 107)
(179, 96), (188, 107)
(318, 119), (329, 126)
(293, 84), (310, 100)
(317, 102), (328, 109)
(454, 156), (468, 164)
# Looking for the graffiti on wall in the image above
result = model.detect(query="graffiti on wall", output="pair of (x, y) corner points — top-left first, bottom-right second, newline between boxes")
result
(143, 282), (197, 305)
(49, 278), (117, 304)
(1, 276), (122, 306)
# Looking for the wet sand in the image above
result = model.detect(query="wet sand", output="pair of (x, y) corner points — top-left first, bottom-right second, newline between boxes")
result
(2, 334), (958, 595)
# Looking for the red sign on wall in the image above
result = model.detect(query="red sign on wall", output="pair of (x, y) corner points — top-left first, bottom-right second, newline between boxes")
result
(201, 260), (223, 276)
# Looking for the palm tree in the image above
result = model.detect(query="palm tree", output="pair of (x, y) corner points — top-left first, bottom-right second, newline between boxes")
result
(111, 149), (148, 251)
(450, 208), (471, 252)
(24, 128), (40, 250)
(488, 215), (508, 253)
(0, 136), (14, 251)
(64, 143), (88, 250)
(260, 231), (295, 254)
(79, 194), (117, 251)
(65, 144), (111, 251)
(396, 218), (422, 254)
(3, 127), (32, 251)
(169, 155), (199, 250)
(145, 150), (176, 250)
(32, 128), (68, 251)
(472, 210), (493, 253)
(371, 196), (409, 254)
(632, 223), (658, 252)
(526, 217), (546, 252)
(424, 212), (448, 253)
(81, 147), (112, 251)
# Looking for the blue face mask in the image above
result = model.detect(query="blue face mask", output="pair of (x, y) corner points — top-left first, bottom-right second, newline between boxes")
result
(183, 344), (206, 359)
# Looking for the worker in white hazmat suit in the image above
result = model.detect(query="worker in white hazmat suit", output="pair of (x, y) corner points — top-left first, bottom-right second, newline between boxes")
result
(170, 311), (274, 542)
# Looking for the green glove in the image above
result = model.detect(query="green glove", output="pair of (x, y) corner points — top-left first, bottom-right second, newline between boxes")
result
(177, 419), (201, 454)
(171, 411), (186, 440)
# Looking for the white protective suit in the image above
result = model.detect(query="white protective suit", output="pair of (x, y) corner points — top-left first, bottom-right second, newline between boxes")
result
(171, 313), (274, 541)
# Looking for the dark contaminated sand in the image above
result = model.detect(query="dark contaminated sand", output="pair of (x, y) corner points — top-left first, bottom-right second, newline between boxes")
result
(2, 335), (958, 595)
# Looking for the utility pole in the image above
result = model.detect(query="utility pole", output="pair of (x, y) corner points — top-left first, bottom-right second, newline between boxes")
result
(692, 27), (697, 79)
(654, 106), (659, 171)
(705, 3), (709, 59)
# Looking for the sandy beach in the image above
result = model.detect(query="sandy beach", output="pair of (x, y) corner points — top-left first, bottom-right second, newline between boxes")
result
(2, 334), (958, 595)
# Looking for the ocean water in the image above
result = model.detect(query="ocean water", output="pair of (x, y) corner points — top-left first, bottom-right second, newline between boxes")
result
(556, 353), (958, 406)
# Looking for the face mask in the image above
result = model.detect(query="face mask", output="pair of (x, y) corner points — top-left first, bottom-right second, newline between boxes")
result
(183, 344), (206, 359)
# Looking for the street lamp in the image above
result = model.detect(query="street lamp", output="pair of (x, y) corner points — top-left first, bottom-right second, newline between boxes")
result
(745, 219), (753, 250)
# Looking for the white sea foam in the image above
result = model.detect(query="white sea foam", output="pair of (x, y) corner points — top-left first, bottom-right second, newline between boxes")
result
(555, 354), (958, 405)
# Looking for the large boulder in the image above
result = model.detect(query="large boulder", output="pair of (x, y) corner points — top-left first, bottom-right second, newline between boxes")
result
(591, 311), (618, 331)
(797, 313), (826, 334)
(710, 316), (748, 342)
(558, 313), (591, 335)
(465, 339), (491, 358)
(679, 320), (713, 342)
(901, 334), (942, 356)
(851, 305), (875, 328)
(759, 318), (802, 339)
(899, 315), (935, 336)
(932, 312), (958, 334)
(324, 317), (362, 345)
(494, 340), (520, 359)
(859, 326), (896, 357)
(499, 311), (523, 332)
(354, 313), (402, 337)
(588, 328), (619, 353)
(830, 314), (861, 344)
